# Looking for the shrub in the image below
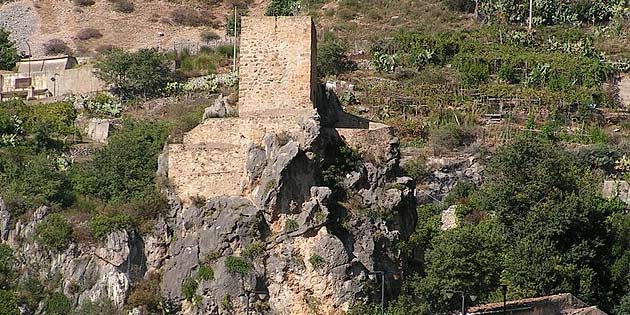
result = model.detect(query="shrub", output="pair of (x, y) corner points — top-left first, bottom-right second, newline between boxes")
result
(89, 213), (132, 239)
(44, 292), (72, 315)
(430, 123), (475, 152)
(0, 245), (14, 288)
(170, 8), (211, 26)
(402, 157), (429, 182)
(317, 34), (353, 77)
(498, 63), (517, 84)
(458, 60), (489, 86)
(75, 297), (118, 315)
(74, 0), (95, 6)
(43, 39), (72, 56)
(110, 0), (134, 13)
(181, 277), (198, 301)
(215, 44), (235, 58)
(0, 290), (19, 315)
(309, 254), (325, 269)
(442, 0), (474, 12)
(200, 29), (220, 42)
(35, 213), (73, 251)
(226, 14), (241, 36)
(284, 218), (299, 232)
(265, 0), (301, 16)
(198, 265), (214, 281)
(225, 256), (251, 274)
(127, 272), (161, 311)
(242, 240), (265, 259)
(0, 28), (19, 70)
(72, 121), (168, 203)
(94, 48), (172, 99)
(76, 28), (102, 40)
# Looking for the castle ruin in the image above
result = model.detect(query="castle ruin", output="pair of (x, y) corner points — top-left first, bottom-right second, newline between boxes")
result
(167, 16), (318, 201)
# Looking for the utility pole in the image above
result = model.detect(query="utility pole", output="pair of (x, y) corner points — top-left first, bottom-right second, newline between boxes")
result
(232, 6), (237, 73)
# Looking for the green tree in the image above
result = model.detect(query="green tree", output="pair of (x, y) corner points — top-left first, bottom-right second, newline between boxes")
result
(0, 244), (15, 288)
(72, 120), (168, 204)
(0, 290), (19, 315)
(95, 49), (172, 99)
(0, 28), (19, 70)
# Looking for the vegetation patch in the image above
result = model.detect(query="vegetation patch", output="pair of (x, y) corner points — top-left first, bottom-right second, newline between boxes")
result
(225, 256), (252, 275)
(36, 214), (73, 251)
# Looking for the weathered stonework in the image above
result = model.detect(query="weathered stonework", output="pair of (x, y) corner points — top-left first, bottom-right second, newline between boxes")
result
(167, 17), (317, 202)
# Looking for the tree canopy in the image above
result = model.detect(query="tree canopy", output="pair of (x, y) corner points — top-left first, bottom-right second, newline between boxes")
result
(0, 28), (19, 70)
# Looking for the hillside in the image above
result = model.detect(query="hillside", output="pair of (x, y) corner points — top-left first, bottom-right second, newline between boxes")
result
(0, 0), (630, 315)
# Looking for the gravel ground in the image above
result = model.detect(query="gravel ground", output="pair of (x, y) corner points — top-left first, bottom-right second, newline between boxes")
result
(0, 1), (39, 55)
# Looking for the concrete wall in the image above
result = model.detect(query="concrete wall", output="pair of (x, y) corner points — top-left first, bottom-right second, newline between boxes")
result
(1, 65), (104, 98)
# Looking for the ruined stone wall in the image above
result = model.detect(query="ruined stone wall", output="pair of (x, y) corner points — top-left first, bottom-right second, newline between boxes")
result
(238, 16), (316, 118)
(167, 16), (317, 202)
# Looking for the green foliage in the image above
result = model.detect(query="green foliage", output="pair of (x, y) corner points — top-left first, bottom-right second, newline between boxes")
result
(321, 143), (362, 189)
(89, 213), (132, 239)
(0, 290), (19, 315)
(127, 272), (161, 312)
(44, 292), (72, 315)
(265, 0), (301, 16)
(0, 28), (19, 70)
(178, 51), (225, 77)
(75, 297), (119, 315)
(0, 245), (15, 288)
(198, 265), (215, 281)
(225, 256), (252, 275)
(429, 123), (476, 152)
(317, 34), (354, 77)
(616, 293), (630, 315)
(457, 59), (489, 85)
(226, 14), (242, 36)
(402, 157), (429, 182)
(443, 0), (475, 12)
(181, 277), (198, 301)
(242, 240), (265, 259)
(479, 0), (628, 26)
(95, 48), (172, 99)
(36, 213), (73, 251)
(16, 277), (44, 311)
(72, 120), (168, 204)
(309, 254), (326, 269)
(284, 218), (299, 232)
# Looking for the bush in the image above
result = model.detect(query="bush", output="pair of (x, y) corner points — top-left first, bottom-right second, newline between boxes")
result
(309, 254), (325, 269)
(73, 0), (95, 6)
(170, 8), (211, 26)
(181, 277), (198, 301)
(430, 123), (475, 151)
(95, 48), (172, 99)
(198, 265), (214, 281)
(226, 14), (241, 36)
(402, 157), (429, 182)
(200, 29), (220, 42)
(89, 213), (132, 239)
(317, 35), (354, 77)
(0, 245), (15, 288)
(36, 213), (73, 251)
(75, 297), (119, 315)
(43, 39), (72, 56)
(284, 218), (299, 232)
(44, 292), (72, 315)
(76, 28), (102, 40)
(0, 290), (19, 315)
(71, 120), (169, 204)
(442, 0), (474, 12)
(127, 272), (161, 311)
(265, 0), (301, 16)
(110, 0), (134, 13)
(242, 240), (265, 259)
(0, 28), (19, 70)
(458, 60), (489, 86)
(225, 256), (251, 274)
